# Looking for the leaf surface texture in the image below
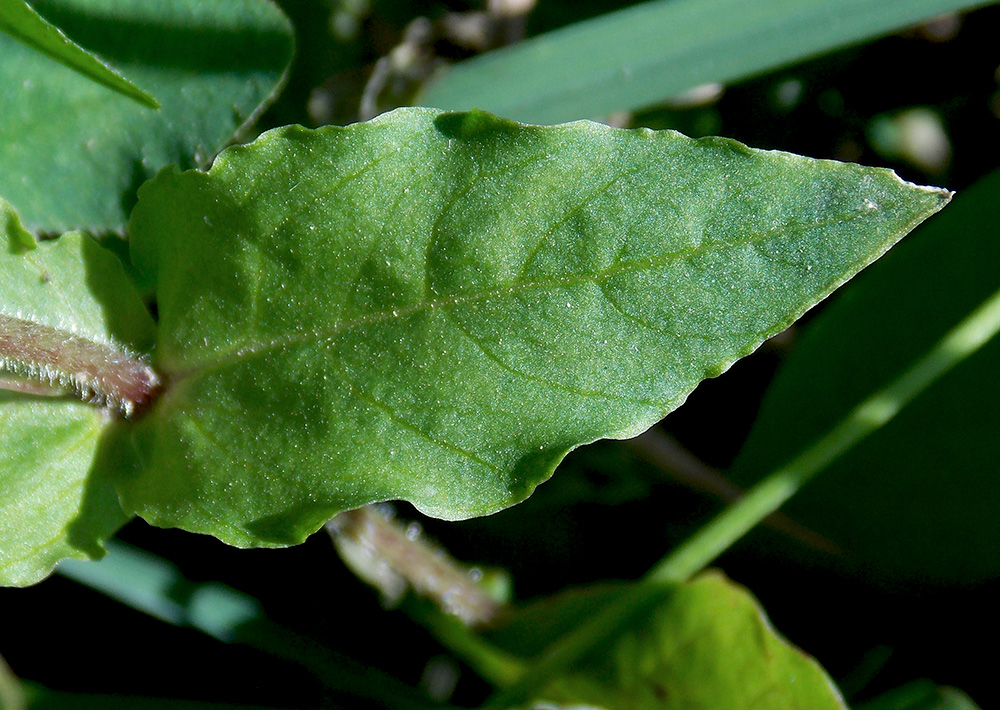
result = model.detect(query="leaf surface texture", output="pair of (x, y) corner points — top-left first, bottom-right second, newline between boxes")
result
(126, 108), (949, 546)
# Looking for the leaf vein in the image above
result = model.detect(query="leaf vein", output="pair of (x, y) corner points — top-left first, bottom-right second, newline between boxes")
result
(327, 351), (502, 474)
(183, 206), (871, 375)
(513, 161), (655, 285)
(597, 280), (682, 341)
(439, 305), (662, 407)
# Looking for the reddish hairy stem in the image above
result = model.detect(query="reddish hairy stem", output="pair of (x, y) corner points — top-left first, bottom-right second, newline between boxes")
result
(0, 313), (159, 416)
(329, 506), (504, 627)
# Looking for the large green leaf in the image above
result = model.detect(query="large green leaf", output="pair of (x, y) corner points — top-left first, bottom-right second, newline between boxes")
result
(491, 572), (846, 709)
(0, 0), (156, 108)
(418, 0), (994, 125)
(0, 0), (293, 234)
(0, 199), (154, 586)
(125, 107), (948, 548)
(729, 169), (1000, 585)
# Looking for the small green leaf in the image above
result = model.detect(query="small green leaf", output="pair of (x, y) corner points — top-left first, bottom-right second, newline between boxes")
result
(0, 395), (123, 587)
(0, 199), (154, 586)
(0, 0), (157, 108)
(418, 0), (992, 124)
(491, 572), (846, 709)
(729, 169), (1000, 585)
(125, 108), (948, 548)
(0, 0), (293, 233)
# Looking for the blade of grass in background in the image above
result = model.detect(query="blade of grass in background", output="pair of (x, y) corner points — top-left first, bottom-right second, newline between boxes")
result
(0, 0), (157, 108)
(486, 259), (1000, 706)
(419, 0), (995, 124)
(56, 543), (448, 710)
(728, 169), (1000, 587)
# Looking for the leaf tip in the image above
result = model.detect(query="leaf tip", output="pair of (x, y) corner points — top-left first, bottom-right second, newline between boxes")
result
(889, 170), (954, 209)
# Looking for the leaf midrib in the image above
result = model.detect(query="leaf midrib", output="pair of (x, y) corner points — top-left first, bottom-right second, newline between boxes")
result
(168, 205), (881, 378)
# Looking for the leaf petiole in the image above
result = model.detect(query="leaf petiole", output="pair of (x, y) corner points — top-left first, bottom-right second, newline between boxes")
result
(0, 313), (160, 416)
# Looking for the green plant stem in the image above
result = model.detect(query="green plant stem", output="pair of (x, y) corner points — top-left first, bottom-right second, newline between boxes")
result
(484, 582), (673, 708)
(402, 597), (527, 688)
(649, 281), (1000, 584)
(489, 282), (1000, 707)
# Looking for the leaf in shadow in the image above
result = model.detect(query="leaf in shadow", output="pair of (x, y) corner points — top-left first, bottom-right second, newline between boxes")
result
(0, 0), (293, 233)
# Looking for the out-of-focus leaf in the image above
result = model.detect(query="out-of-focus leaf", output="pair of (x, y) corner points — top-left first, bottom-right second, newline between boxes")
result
(55, 539), (453, 709)
(0, 0), (156, 108)
(730, 169), (1000, 585)
(491, 572), (846, 709)
(419, 0), (992, 125)
(0, 0), (293, 233)
(858, 681), (982, 710)
(125, 107), (947, 548)
(0, 651), (26, 710)
(57, 540), (261, 642)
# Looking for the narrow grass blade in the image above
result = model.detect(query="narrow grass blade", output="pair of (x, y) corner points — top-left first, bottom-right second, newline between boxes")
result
(419, 0), (994, 124)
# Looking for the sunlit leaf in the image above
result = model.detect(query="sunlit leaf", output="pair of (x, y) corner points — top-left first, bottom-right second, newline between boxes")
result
(125, 108), (948, 547)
